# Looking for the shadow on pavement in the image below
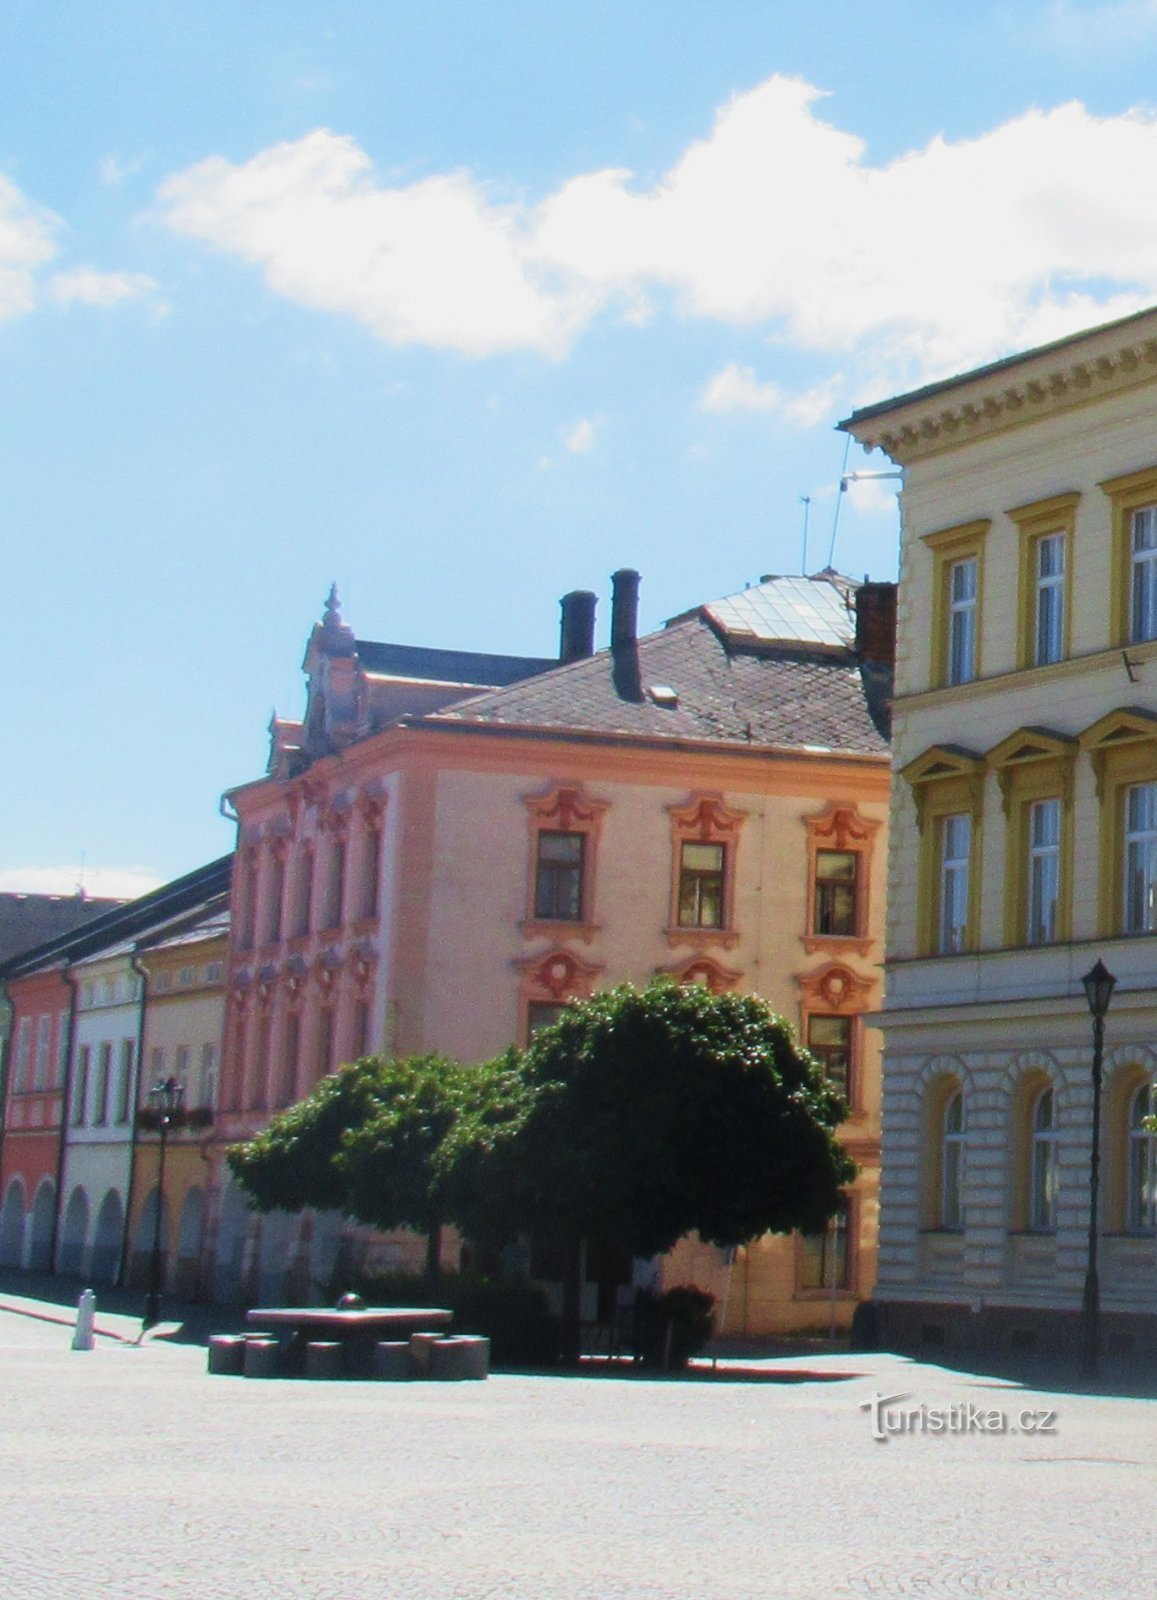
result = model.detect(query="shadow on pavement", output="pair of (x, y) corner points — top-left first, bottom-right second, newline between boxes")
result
(0, 1266), (245, 1347)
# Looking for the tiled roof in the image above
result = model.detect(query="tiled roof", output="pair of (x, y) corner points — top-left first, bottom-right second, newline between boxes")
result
(421, 613), (889, 755)
(355, 639), (556, 687)
(0, 894), (126, 966)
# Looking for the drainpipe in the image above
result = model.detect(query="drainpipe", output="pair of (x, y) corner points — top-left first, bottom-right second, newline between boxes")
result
(120, 950), (150, 1288)
(53, 969), (80, 1272)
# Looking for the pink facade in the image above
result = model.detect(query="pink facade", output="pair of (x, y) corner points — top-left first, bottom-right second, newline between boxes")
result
(0, 968), (71, 1270)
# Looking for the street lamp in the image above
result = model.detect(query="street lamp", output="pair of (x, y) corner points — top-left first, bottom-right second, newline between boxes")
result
(142, 1075), (185, 1332)
(1080, 959), (1117, 1379)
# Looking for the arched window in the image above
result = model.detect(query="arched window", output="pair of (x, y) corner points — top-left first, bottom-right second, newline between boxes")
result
(1029, 1086), (1058, 1231)
(942, 1089), (965, 1229)
(1127, 1083), (1156, 1233)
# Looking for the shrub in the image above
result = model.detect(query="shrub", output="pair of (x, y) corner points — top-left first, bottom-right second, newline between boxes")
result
(631, 1285), (716, 1370)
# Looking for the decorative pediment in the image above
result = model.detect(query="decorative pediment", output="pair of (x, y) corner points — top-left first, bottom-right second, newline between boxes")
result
(901, 745), (985, 831)
(667, 792), (747, 841)
(523, 782), (609, 832)
(987, 727), (1077, 813)
(1078, 707), (1157, 800)
(514, 946), (604, 999)
(803, 801), (882, 853)
(797, 962), (876, 1012)
(659, 955), (742, 994)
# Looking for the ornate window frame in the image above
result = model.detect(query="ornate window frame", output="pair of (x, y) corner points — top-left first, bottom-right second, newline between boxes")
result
(922, 519), (990, 689)
(665, 793), (746, 950)
(657, 954), (743, 993)
(1078, 708), (1157, 935)
(802, 802), (881, 957)
(514, 946), (604, 1045)
(521, 783), (609, 944)
(1009, 491), (1079, 669)
(797, 962), (875, 1115)
(901, 745), (986, 956)
(987, 727), (1076, 948)
(1100, 463), (1157, 646)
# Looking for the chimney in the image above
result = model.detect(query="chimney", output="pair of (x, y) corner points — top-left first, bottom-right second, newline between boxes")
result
(559, 590), (597, 663)
(855, 581), (897, 667)
(610, 569), (641, 650)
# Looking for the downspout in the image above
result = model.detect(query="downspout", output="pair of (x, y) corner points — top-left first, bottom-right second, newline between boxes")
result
(120, 950), (150, 1288)
(52, 969), (80, 1271)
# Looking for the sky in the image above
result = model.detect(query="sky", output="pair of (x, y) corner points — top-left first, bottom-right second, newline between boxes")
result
(9, 0), (1157, 895)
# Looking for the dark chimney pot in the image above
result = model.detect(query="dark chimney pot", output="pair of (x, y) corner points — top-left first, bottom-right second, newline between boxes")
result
(855, 581), (898, 667)
(610, 569), (641, 650)
(559, 590), (597, 663)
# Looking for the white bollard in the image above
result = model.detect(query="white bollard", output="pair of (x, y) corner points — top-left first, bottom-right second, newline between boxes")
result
(71, 1288), (96, 1352)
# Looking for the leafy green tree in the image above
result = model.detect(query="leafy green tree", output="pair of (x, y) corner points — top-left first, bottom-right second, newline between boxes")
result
(227, 1052), (529, 1288)
(511, 979), (855, 1354)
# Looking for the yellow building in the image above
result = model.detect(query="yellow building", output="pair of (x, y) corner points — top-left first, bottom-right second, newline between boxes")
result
(843, 305), (1157, 1358)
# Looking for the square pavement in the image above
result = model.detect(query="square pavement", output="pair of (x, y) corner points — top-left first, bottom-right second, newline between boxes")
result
(1, 1292), (1154, 1599)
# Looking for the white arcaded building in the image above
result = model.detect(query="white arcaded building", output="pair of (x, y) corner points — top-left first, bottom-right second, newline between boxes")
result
(843, 306), (1157, 1358)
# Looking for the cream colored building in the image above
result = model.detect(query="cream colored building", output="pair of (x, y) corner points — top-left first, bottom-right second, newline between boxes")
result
(843, 306), (1157, 1357)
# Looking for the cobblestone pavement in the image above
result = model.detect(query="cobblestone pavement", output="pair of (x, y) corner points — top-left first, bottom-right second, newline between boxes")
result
(2, 1296), (1155, 1600)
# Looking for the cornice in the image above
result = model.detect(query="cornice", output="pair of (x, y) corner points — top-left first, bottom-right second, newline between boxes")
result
(843, 314), (1157, 466)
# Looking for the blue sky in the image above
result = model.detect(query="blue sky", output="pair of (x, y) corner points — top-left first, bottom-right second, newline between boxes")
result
(7, 0), (1157, 894)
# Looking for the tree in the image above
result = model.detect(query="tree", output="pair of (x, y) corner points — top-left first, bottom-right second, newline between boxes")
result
(510, 979), (856, 1354)
(227, 1051), (529, 1288)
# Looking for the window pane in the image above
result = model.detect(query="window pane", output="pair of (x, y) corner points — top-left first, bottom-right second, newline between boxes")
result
(938, 814), (971, 953)
(1026, 796), (1061, 946)
(1125, 783), (1157, 933)
(534, 831), (585, 920)
(807, 1014), (850, 1101)
(1132, 507), (1157, 642)
(799, 1208), (849, 1291)
(527, 1002), (567, 1037)
(677, 841), (725, 928)
(1034, 533), (1065, 666)
(947, 557), (977, 685)
(1128, 1084), (1156, 1232)
(815, 850), (858, 936)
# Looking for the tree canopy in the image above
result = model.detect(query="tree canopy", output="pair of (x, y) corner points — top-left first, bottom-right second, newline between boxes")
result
(511, 979), (854, 1259)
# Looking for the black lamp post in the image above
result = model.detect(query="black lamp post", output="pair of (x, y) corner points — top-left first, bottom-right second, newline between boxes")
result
(1080, 959), (1116, 1379)
(142, 1076), (185, 1332)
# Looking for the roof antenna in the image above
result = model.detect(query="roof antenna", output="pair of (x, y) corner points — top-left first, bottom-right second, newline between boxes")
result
(76, 850), (87, 900)
(800, 495), (811, 576)
(827, 434), (853, 571)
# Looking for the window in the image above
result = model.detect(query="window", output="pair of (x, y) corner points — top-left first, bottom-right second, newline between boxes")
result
(1026, 797), (1061, 945)
(941, 1090), (965, 1230)
(1033, 534), (1065, 666)
(1011, 492), (1077, 669)
(807, 1014), (851, 1102)
(1029, 1086), (1058, 1231)
(12, 1018), (31, 1092)
(116, 1041), (134, 1124)
(72, 1046), (90, 1126)
(903, 745), (984, 957)
(923, 520), (989, 690)
(174, 1044), (190, 1093)
(1127, 1083), (1156, 1232)
(54, 1012), (69, 1088)
(814, 849), (857, 937)
(294, 847), (314, 937)
(238, 850), (258, 950)
(534, 831), (585, 921)
(947, 557), (978, 685)
(1101, 464), (1157, 646)
(34, 1015), (50, 1090)
(93, 1043), (112, 1125)
(677, 841), (725, 929)
(278, 1014), (299, 1106)
(938, 814), (972, 955)
(1132, 506), (1157, 643)
(1124, 781), (1157, 933)
(527, 1001), (568, 1036)
(199, 1042), (219, 1109)
(266, 852), (285, 945)
(318, 1007), (334, 1079)
(361, 826), (382, 920)
(799, 1205), (849, 1291)
(325, 839), (346, 929)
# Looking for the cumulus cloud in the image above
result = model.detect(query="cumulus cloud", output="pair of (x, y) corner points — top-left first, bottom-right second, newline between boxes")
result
(0, 866), (162, 898)
(157, 77), (1157, 391)
(48, 267), (160, 307)
(0, 176), (59, 320)
(563, 416), (597, 452)
(700, 363), (839, 428)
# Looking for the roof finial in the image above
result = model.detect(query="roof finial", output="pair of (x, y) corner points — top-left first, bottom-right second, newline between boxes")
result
(324, 583), (342, 629)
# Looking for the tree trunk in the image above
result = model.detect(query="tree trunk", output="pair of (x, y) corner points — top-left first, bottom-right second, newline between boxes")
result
(560, 1236), (584, 1365)
(424, 1220), (444, 1293)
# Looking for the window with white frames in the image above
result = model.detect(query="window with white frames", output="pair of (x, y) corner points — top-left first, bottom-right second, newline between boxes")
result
(1034, 533), (1065, 665)
(942, 1090), (965, 1229)
(1027, 797), (1061, 945)
(34, 1015), (50, 1090)
(55, 1013), (69, 1088)
(1132, 506), (1157, 643)
(938, 813), (971, 954)
(947, 557), (978, 685)
(94, 1043), (112, 1125)
(199, 1042), (218, 1108)
(1127, 1083), (1156, 1232)
(13, 1018), (31, 1092)
(72, 1046), (90, 1126)
(116, 1041), (134, 1124)
(1124, 782), (1157, 933)
(1030, 1087), (1058, 1230)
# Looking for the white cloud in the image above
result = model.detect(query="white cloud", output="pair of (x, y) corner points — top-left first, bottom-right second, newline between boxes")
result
(1044, 0), (1157, 47)
(156, 78), (1157, 394)
(844, 476), (901, 516)
(700, 363), (781, 413)
(0, 866), (162, 899)
(0, 175), (59, 320)
(563, 416), (597, 452)
(99, 154), (145, 187)
(48, 267), (160, 308)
